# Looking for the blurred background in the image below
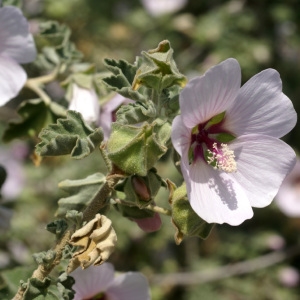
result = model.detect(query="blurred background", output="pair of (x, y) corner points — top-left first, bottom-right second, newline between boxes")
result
(1, 0), (300, 299)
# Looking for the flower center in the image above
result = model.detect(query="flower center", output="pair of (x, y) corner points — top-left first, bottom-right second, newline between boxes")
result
(189, 112), (237, 173)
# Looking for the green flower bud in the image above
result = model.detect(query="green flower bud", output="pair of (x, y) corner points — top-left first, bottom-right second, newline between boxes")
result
(107, 119), (171, 176)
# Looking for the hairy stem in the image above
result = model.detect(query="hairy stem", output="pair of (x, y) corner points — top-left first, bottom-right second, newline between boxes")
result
(12, 168), (123, 300)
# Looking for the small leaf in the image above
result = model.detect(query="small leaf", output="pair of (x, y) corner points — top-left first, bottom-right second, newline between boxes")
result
(132, 40), (187, 92)
(214, 132), (236, 143)
(102, 58), (146, 102)
(35, 110), (104, 159)
(56, 173), (106, 217)
(2, 99), (59, 142)
(116, 101), (156, 125)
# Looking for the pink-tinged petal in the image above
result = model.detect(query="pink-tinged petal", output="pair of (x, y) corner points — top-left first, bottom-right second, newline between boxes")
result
(275, 160), (300, 217)
(229, 134), (296, 208)
(107, 272), (151, 300)
(0, 56), (26, 106)
(71, 263), (115, 300)
(0, 6), (36, 63)
(180, 58), (241, 128)
(225, 69), (297, 138)
(132, 212), (162, 232)
(184, 159), (253, 225)
(171, 115), (191, 156)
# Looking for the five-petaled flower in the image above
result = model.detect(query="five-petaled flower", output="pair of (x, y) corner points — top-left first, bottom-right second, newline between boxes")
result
(171, 58), (297, 225)
(71, 262), (151, 300)
(0, 3), (36, 106)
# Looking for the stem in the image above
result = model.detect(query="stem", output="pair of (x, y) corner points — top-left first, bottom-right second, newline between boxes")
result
(12, 169), (123, 300)
(114, 198), (172, 216)
(24, 68), (60, 105)
(149, 245), (300, 287)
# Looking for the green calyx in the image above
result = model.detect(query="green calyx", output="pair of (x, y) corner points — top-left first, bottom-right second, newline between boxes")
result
(107, 119), (171, 176)
(170, 183), (214, 244)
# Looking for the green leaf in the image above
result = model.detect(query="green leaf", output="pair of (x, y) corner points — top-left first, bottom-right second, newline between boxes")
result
(56, 173), (106, 217)
(35, 110), (103, 159)
(170, 184), (214, 244)
(2, 99), (59, 142)
(23, 277), (52, 300)
(102, 58), (146, 102)
(0, 266), (35, 296)
(132, 40), (187, 92)
(35, 21), (82, 71)
(116, 101), (156, 125)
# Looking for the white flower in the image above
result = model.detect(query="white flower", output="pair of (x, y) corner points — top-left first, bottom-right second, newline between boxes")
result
(68, 84), (100, 124)
(141, 0), (187, 17)
(171, 58), (297, 225)
(0, 5), (36, 106)
(275, 159), (300, 217)
(71, 263), (151, 300)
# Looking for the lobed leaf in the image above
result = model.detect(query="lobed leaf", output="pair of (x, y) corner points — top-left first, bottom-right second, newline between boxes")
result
(35, 110), (103, 159)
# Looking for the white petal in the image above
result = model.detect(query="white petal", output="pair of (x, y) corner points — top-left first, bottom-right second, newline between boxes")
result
(180, 58), (241, 128)
(71, 263), (115, 300)
(0, 56), (26, 106)
(230, 134), (296, 208)
(68, 84), (100, 124)
(0, 6), (36, 63)
(171, 115), (191, 156)
(225, 69), (297, 138)
(107, 272), (151, 300)
(184, 159), (253, 225)
(141, 0), (187, 16)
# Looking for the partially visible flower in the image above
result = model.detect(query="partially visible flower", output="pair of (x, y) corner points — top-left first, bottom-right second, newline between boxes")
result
(0, 5), (36, 106)
(278, 267), (300, 287)
(141, 0), (187, 17)
(265, 234), (285, 251)
(99, 93), (133, 139)
(132, 212), (162, 232)
(171, 58), (296, 225)
(68, 84), (100, 124)
(275, 159), (300, 217)
(0, 142), (27, 200)
(71, 263), (151, 300)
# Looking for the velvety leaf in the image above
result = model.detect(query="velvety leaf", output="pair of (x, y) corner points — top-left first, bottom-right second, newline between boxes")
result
(116, 101), (156, 125)
(2, 99), (59, 142)
(132, 40), (187, 92)
(102, 58), (146, 101)
(0, 266), (35, 296)
(35, 110), (103, 159)
(56, 173), (106, 217)
(23, 277), (52, 300)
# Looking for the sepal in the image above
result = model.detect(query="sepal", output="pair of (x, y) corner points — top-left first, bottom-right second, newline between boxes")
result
(169, 183), (214, 244)
(107, 119), (171, 176)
